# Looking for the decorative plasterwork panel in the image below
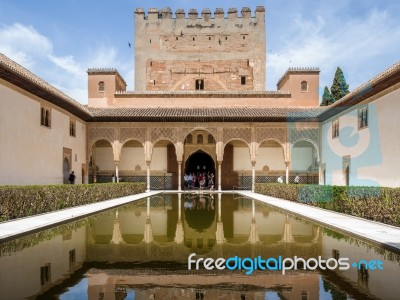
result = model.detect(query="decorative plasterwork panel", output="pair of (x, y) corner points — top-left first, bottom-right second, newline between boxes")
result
(255, 127), (287, 145)
(120, 127), (146, 145)
(289, 127), (319, 147)
(223, 128), (252, 145)
(151, 127), (178, 144)
(88, 127), (115, 147)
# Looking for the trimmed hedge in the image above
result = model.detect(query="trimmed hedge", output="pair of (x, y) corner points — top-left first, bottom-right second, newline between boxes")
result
(0, 182), (146, 222)
(255, 183), (400, 227)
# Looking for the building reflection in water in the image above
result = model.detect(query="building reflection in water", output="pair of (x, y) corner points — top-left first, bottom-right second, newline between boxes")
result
(0, 193), (399, 300)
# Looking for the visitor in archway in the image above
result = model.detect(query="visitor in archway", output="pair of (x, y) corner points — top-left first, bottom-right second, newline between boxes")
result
(69, 171), (76, 184)
(188, 173), (193, 189)
(199, 172), (205, 190)
(192, 173), (197, 189)
(208, 172), (214, 190)
(184, 173), (189, 189)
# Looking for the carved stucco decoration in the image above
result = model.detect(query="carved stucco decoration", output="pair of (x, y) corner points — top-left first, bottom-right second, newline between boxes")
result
(223, 127), (252, 145)
(255, 127), (287, 145)
(288, 126), (320, 161)
(88, 127), (116, 150)
(151, 127), (178, 144)
(120, 127), (146, 145)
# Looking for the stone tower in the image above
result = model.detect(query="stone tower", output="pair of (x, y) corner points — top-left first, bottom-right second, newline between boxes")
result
(134, 7), (266, 91)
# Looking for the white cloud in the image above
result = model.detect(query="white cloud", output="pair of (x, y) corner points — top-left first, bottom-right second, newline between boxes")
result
(0, 23), (133, 104)
(266, 8), (400, 97)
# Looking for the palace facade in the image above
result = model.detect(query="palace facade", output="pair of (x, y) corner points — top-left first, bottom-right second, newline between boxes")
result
(1, 6), (400, 189)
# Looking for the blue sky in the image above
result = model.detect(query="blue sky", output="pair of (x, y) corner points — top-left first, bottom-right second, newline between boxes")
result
(1, 0), (399, 104)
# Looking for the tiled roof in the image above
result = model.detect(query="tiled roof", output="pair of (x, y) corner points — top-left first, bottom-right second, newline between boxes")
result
(89, 107), (326, 122)
(0, 54), (92, 120)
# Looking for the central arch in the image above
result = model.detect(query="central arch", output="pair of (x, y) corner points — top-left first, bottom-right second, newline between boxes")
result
(184, 150), (215, 188)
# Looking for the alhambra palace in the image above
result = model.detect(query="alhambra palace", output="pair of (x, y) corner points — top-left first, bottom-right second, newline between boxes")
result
(1, 6), (400, 189)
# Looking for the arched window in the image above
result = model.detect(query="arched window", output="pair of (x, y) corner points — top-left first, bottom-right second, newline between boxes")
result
(186, 134), (193, 144)
(98, 81), (105, 92)
(207, 134), (214, 144)
(197, 134), (203, 144)
(301, 81), (308, 92)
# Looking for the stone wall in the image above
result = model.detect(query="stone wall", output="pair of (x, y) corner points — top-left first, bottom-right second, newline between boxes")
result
(134, 7), (266, 91)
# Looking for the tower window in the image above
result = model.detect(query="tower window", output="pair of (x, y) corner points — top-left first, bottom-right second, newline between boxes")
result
(301, 81), (308, 92)
(149, 39), (152, 44)
(193, 37), (195, 41)
(241, 76), (246, 85)
(195, 79), (204, 90)
(98, 81), (105, 92)
(197, 134), (203, 144)
(225, 36), (228, 40)
(176, 37), (178, 40)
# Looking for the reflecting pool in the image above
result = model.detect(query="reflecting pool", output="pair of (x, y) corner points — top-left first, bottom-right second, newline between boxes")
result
(0, 193), (399, 299)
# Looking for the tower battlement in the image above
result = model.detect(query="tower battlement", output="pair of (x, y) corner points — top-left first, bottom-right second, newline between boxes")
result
(134, 6), (266, 92)
(135, 6), (265, 21)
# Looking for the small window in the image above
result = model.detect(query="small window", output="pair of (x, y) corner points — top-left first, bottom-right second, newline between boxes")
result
(332, 119), (339, 138)
(149, 61), (152, 67)
(225, 36), (228, 40)
(197, 134), (203, 144)
(193, 37), (195, 41)
(176, 36), (178, 40)
(98, 81), (105, 92)
(195, 79), (204, 90)
(301, 81), (308, 92)
(243, 35), (245, 39)
(186, 134), (193, 144)
(41, 106), (51, 128)
(301, 291), (309, 300)
(241, 76), (246, 85)
(153, 80), (156, 85)
(69, 249), (76, 268)
(332, 249), (340, 260)
(69, 119), (76, 137)
(208, 134), (214, 144)
(209, 36), (211, 40)
(40, 264), (51, 286)
(358, 106), (368, 129)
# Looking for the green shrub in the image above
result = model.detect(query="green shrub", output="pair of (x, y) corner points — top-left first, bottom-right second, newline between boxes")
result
(255, 183), (400, 227)
(0, 182), (145, 222)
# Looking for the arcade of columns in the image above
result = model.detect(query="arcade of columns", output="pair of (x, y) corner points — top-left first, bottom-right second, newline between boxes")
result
(87, 122), (321, 191)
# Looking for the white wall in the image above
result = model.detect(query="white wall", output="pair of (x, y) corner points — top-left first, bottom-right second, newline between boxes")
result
(95, 146), (167, 173)
(234, 146), (287, 171)
(0, 81), (87, 185)
(320, 86), (400, 187)
(0, 227), (86, 299)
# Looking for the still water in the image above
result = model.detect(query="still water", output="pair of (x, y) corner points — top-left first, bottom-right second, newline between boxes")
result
(0, 193), (399, 299)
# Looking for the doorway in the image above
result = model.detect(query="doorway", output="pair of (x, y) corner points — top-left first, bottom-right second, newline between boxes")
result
(185, 150), (215, 188)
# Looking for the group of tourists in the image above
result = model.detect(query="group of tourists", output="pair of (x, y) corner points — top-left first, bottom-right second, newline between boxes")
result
(277, 174), (300, 184)
(184, 171), (215, 190)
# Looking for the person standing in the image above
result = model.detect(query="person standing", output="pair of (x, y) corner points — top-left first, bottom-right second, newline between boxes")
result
(294, 174), (300, 184)
(69, 171), (76, 184)
(277, 176), (283, 183)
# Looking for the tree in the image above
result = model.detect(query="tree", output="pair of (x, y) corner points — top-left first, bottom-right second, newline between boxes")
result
(331, 67), (349, 102)
(320, 86), (335, 106)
